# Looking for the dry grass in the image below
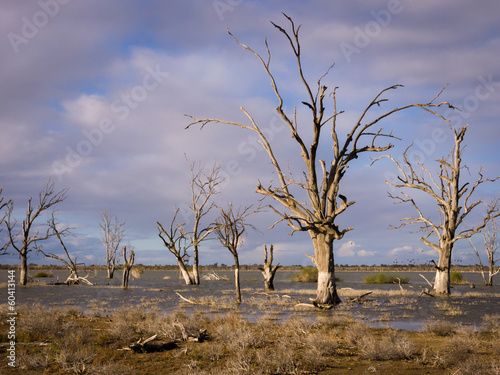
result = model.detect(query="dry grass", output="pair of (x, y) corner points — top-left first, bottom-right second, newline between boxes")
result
(424, 319), (457, 336)
(3, 303), (500, 374)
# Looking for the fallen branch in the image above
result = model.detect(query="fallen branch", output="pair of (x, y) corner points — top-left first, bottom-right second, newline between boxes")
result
(295, 301), (333, 310)
(419, 273), (433, 288)
(176, 292), (197, 304)
(125, 335), (178, 353)
(396, 277), (404, 292)
(349, 291), (373, 304)
(418, 288), (435, 298)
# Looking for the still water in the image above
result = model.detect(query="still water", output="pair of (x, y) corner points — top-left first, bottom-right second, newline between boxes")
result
(0, 270), (498, 331)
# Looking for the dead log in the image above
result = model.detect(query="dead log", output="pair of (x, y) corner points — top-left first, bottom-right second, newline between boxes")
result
(349, 291), (373, 303)
(128, 335), (178, 353)
(418, 288), (435, 297)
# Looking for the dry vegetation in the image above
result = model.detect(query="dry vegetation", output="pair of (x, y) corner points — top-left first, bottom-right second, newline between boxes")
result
(1, 303), (499, 374)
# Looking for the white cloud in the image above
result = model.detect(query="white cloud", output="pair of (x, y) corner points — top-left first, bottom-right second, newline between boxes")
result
(389, 245), (412, 256)
(358, 249), (377, 257)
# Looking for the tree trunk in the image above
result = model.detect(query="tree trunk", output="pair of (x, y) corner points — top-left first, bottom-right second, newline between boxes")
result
(261, 265), (279, 291)
(20, 252), (28, 286)
(107, 266), (114, 279)
(487, 269), (494, 286)
(122, 268), (130, 289)
(192, 244), (200, 285)
(487, 255), (495, 286)
(177, 259), (193, 285)
(434, 245), (452, 294)
(233, 254), (241, 303)
(310, 231), (341, 305)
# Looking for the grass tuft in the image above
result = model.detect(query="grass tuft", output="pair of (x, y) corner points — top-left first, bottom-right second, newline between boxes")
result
(364, 273), (409, 284)
(32, 271), (54, 278)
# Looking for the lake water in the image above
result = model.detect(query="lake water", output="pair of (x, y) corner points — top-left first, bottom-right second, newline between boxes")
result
(1, 270), (498, 331)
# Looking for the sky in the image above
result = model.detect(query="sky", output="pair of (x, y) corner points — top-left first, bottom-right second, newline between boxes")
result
(0, 0), (499, 268)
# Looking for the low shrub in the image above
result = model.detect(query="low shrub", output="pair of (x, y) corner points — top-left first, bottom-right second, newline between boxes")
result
(450, 271), (468, 285)
(292, 266), (318, 282)
(359, 331), (417, 360)
(32, 271), (53, 278)
(424, 319), (457, 336)
(364, 273), (409, 284)
(292, 267), (341, 283)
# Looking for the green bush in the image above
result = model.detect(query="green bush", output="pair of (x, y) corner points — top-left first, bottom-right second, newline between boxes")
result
(292, 267), (341, 283)
(450, 271), (468, 285)
(292, 267), (318, 282)
(364, 273), (409, 284)
(32, 271), (54, 278)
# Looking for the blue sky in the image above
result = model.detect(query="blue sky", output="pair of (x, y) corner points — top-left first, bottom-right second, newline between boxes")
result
(0, 0), (499, 267)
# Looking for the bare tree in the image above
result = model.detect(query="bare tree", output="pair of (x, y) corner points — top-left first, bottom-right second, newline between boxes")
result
(5, 180), (68, 285)
(187, 14), (452, 304)
(184, 160), (224, 284)
(157, 208), (193, 285)
(214, 203), (255, 304)
(100, 209), (126, 279)
(38, 213), (92, 285)
(377, 125), (499, 294)
(0, 187), (12, 255)
(258, 244), (280, 291)
(470, 200), (499, 286)
(122, 246), (135, 289)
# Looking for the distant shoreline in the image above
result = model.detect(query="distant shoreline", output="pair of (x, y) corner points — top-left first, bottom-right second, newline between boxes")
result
(0, 263), (480, 272)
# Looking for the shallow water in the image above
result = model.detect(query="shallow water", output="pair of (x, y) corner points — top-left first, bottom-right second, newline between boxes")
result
(1, 270), (498, 331)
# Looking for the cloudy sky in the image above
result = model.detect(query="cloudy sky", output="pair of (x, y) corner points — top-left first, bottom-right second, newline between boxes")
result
(0, 1), (499, 267)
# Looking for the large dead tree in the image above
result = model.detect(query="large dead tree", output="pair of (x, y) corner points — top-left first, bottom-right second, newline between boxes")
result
(122, 246), (135, 289)
(0, 187), (12, 255)
(470, 200), (499, 286)
(377, 125), (499, 294)
(187, 14), (452, 304)
(99, 209), (126, 279)
(5, 180), (68, 285)
(184, 160), (224, 285)
(157, 208), (193, 285)
(38, 213), (92, 285)
(258, 244), (280, 291)
(214, 203), (255, 304)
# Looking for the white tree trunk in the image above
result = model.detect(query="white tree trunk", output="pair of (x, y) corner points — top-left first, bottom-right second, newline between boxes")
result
(310, 231), (341, 304)
(177, 259), (193, 285)
(434, 246), (452, 294)
(20, 253), (28, 286)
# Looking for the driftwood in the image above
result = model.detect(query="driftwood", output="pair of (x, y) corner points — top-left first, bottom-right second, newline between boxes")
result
(127, 335), (178, 353)
(176, 292), (198, 304)
(121, 321), (208, 353)
(295, 301), (333, 310)
(418, 288), (435, 298)
(349, 291), (373, 304)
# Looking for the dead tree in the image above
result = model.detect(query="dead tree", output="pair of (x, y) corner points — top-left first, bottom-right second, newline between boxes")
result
(470, 200), (499, 286)
(122, 246), (135, 289)
(100, 209), (126, 279)
(157, 208), (193, 285)
(186, 14), (452, 304)
(258, 244), (280, 291)
(0, 187), (12, 255)
(38, 213), (92, 285)
(376, 125), (499, 294)
(184, 160), (224, 285)
(5, 179), (68, 285)
(214, 203), (255, 304)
